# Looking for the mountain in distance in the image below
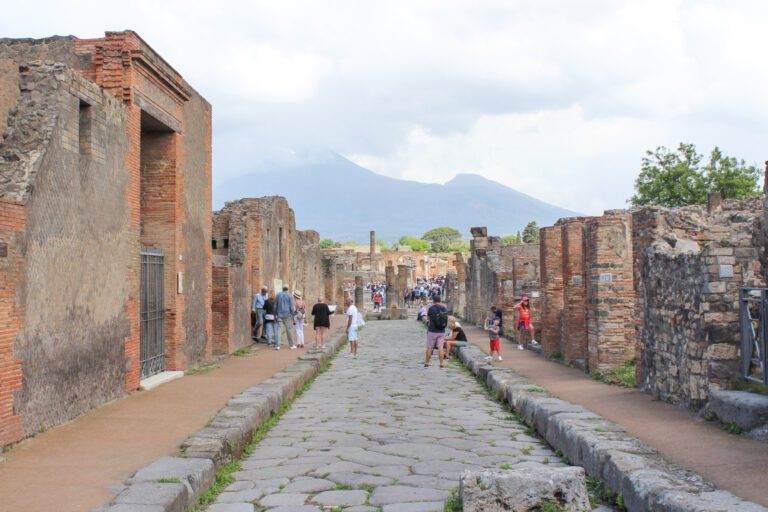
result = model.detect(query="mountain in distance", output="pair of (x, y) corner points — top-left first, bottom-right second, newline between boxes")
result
(214, 151), (579, 243)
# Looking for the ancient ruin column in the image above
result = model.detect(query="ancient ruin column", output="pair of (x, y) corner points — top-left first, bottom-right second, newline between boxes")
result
(454, 253), (467, 318)
(369, 230), (376, 263)
(354, 275), (364, 308)
(539, 225), (564, 357)
(585, 211), (635, 372)
(385, 263), (397, 308)
(397, 264), (410, 307)
(561, 218), (589, 368)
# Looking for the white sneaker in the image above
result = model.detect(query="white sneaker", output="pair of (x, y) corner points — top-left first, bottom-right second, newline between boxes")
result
(517, 345), (524, 351)
(484, 355), (493, 361)
(497, 356), (503, 361)
(289, 345), (296, 350)
(275, 346), (280, 351)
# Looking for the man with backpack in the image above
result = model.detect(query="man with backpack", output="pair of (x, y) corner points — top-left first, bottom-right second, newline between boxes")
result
(424, 296), (448, 368)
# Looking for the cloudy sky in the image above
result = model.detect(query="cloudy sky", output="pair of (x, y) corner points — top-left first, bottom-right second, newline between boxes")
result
(3, 0), (766, 214)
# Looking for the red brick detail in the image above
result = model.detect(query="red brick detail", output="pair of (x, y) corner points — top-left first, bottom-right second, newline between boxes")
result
(585, 212), (635, 372)
(561, 218), (590, 367)
(0, 199), (26, 446)
(539, 226), (563, 356)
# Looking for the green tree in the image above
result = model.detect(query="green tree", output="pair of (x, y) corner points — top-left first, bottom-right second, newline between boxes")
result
(398, 235), (430, 252)
(502, 233), (522, 245)
(422, 226), (462, 252)
(376, 239), (391, 252)
(522, 221), (539, 244)
(630, 143), (760, 207)
(319, 238), (339, 249)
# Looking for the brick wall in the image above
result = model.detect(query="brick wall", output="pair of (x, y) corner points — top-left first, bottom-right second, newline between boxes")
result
(560, 218), (591, 368)
(0, 33), (212, 447)
(540, 226), (564, 355)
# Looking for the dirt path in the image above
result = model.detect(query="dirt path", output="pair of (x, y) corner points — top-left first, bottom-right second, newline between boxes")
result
(462, 323), (768, 506)
(0, 317), (344, 512)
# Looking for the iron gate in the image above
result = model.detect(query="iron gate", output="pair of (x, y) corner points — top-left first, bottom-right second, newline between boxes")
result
(740, 287), (767, 385)
(140, 247), (165, 379)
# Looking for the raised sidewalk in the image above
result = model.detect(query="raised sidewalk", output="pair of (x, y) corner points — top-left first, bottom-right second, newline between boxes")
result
(0, 317), (345, 512)
(462, 323), (768, 507)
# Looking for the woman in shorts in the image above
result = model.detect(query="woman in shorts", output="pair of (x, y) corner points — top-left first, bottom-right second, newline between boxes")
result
(311, 297), (331, 350)
(443, 316), (468, 358)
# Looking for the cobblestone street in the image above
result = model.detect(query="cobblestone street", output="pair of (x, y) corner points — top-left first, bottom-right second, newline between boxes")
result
(208, 320), (559, 512)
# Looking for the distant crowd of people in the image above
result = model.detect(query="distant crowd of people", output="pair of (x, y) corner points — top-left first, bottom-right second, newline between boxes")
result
(250, 278), (536, 369)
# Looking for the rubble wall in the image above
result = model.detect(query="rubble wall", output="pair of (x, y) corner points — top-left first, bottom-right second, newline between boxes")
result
(633, 199), (765, 407)
(0, 62), (132, 438)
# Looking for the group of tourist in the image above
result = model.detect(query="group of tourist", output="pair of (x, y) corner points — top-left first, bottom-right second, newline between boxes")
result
(251, 287), (335, 351)
(404, 276), (445, 306)
(420, 292), (536, 368)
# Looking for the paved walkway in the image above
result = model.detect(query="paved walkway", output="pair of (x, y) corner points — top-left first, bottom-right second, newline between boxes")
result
(0, 317), (345, 512)
(461, 323), (768, 507)
(207, 320), (560, 512)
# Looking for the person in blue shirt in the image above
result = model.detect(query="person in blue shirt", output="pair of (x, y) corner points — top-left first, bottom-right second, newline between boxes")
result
(276, 286), (296, 349)
(251, 287), (268, 341)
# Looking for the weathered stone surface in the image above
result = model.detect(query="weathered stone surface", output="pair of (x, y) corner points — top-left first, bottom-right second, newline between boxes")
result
(128, 456), (214, 507)
(460, 463), (591, 512)
(311, 489), (367, 506)
(113, 482), (188, 512)
(708, 389), (768, 431)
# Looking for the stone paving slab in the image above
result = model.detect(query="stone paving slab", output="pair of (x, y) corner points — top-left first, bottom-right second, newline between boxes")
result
(207, 320), (559, 511)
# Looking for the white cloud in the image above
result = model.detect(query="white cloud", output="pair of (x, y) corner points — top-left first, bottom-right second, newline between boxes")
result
(2, 0), (766, 214)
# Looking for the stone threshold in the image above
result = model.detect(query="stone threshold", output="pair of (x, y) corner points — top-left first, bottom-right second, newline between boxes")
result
(454, 343), (768, 512)
(140, 370), (185, 391)
(94, 333), (348, 512)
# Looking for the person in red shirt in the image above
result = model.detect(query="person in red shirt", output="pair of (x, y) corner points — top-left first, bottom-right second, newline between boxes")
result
(513, 294), (535, 350)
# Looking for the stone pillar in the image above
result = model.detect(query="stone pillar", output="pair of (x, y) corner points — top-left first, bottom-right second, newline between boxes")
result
(707, 192), (722, 213)
(354, 275), (364, 308)
(397, 264), (410, 307)
(585, 211), (635, 373)
(561, 218), (589, 368)
(385, 263), (397, 308)
(540, 225), (564, 356)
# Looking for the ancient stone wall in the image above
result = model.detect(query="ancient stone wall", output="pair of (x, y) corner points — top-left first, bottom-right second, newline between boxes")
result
(560, 218), (592, 368)
(445, 252), (467, 318)
(465, 227), (540, 336)
(633, 198), (765, 408)
(539, 226), (563, 355)
(0, 33), (212, 447)
(211, 197), (323, 354)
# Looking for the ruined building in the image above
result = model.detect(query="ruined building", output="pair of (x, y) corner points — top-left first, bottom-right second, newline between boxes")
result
(538, 195), (767, 408)
(212, 197), (322, 355)
(539, 212), (635, 371)
(0, 33), (212, 447)
(451, 227), (540, 335)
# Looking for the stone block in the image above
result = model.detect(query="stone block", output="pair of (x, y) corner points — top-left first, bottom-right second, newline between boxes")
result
(113, 482), (188, 512)
(708, 389), (768, 431)
(718, 264), (734, 278)
(460, 463), (590, 512)
(128, 457), (215, 508)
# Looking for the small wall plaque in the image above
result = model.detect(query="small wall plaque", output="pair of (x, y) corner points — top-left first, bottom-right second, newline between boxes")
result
(599, 273), (613, 282)
(571, 275), (583, 285)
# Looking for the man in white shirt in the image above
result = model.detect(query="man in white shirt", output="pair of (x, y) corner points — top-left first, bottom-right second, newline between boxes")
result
(345, 297), (360, 359)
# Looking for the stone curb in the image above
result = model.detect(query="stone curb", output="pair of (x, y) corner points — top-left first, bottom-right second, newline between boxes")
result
(94, 333), (347, 512)
(455, 345), (768, 512)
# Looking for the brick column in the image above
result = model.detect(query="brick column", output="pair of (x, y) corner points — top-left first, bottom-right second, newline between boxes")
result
(385, 263), (397, 308)
(561, 219), (589, 368)
(585, 211), (635, 372)
(354, 275), (364, 308)
(539, 226), (564, 356)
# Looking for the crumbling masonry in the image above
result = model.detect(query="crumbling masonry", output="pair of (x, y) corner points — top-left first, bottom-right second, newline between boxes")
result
(211, 197), (322, 355)
(0, 33), (212, 446)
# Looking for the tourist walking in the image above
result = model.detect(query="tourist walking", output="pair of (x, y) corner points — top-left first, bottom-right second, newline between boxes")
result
(345, 297), (361, 358)
(443, 316), (467, 359)
(276, 286), (296, 349)
(293, 291), (306, 349)
(424, 296), (448, 368)
(513, 294), (534, 350)
(485, 308), (502, 361)
(251, 287), (268, 341)
(311, 297), (331, 350)
(263, 290), (278, 348)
